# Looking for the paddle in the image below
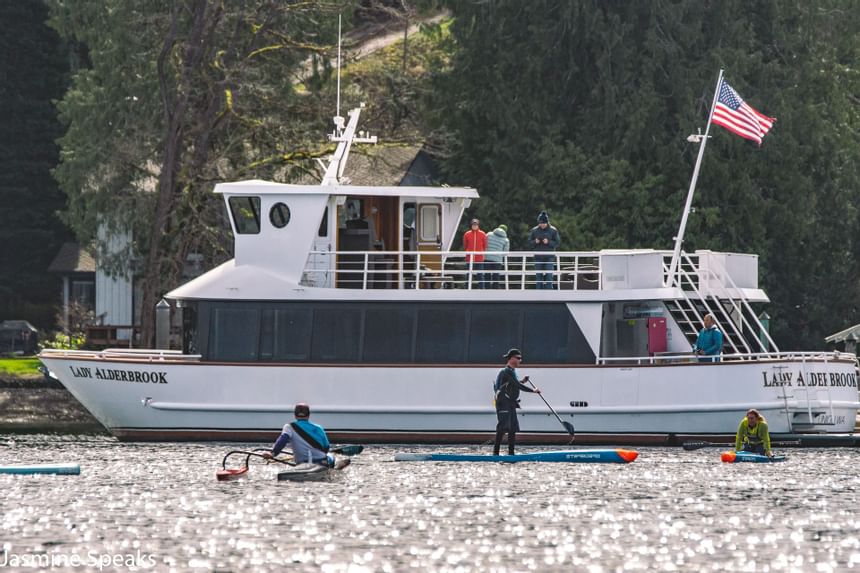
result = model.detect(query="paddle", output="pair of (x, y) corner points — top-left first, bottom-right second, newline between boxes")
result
(682, 440), (801, 451)
(331, 445), (363, 456)
(525, 379), (575, 435)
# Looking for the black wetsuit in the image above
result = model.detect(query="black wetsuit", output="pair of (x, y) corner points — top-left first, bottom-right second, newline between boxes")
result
(493, 366), (537, 455)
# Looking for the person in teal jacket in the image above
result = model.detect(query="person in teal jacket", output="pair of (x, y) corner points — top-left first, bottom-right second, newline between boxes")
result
(262, 403), (333, 466)
(735, 409), (772, 456)
(694, 314), (723, 362)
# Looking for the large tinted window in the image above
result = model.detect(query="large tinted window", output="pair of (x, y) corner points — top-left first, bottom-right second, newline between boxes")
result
(311, 308), (361, 362)
(415, 308), (466, 362)
(468, 308), (521, 363)
(523, 307), (575, 363)
(364, 308), (414, 362)
(210, 308), (259, 361)
(260, 308), (312, 361)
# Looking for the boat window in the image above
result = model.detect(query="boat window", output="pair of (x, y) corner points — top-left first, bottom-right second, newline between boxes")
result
(317, 207), (328, 237)
(193, 302), (594, 365)
(363, 308), (415, 363)
(418, 204), (440, 242)
(311, 308), (362, 362)
(415, 308), (466, 363)
(468, 308), (522, 363)
(182, 302), (198, 355)
(210, 308), (259, 361)
(523, 307), (591, 363)
(260, 308), (312, 361)
(269, 202), (291, 229)
(228, 196), (261, 235)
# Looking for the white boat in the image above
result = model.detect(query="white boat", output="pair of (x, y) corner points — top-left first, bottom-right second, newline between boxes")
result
(39, 103), (859, 445)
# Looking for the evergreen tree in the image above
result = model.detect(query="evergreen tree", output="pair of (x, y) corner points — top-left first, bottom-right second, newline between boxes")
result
(433, 0), (860, 349)
(49, 0), (347, 345)
(0, 1), (71, 329)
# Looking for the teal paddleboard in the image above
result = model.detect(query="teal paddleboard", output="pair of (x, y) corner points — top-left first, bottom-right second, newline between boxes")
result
(394, 449), (638, 464)
(0, 463), (81, 475)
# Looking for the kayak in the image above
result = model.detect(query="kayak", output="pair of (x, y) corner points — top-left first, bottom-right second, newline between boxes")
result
(0, 463), (80, 475)
(393, 449), (638, 464)
(721, 451), (787, 463)
(277, 457), (351, 482)
(217, 446), (360, 482)
(215, 466), (249, 481)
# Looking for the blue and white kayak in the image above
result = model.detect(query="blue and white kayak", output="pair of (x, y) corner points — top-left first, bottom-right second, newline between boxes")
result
(394, 449), (638, 464)
(0, 463), (80, 475)
(721, 451), (786, 463)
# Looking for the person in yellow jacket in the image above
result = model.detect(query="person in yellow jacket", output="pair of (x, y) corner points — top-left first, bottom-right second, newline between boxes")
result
(735, 408), (772, 457)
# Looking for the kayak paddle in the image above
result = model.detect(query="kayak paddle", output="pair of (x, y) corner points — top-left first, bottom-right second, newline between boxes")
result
(331, 445), (364, 456)
(682, 440), (801, 451)
(526, 379), (575, 435)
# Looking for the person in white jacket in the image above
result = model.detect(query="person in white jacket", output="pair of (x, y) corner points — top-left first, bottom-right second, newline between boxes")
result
(485, 224), (510, 289)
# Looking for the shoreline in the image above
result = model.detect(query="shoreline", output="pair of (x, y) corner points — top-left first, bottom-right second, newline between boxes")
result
(0, 375), (106, 434)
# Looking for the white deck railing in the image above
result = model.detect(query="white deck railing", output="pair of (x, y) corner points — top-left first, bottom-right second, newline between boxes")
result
(597, 350), (857, 366)
(302, 249), (603, 290)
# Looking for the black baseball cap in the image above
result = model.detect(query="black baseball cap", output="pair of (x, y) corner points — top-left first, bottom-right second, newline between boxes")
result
(503, 348), (523, 360)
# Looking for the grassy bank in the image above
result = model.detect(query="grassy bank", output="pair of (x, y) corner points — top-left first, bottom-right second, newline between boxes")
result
(0, 357), (42, 378)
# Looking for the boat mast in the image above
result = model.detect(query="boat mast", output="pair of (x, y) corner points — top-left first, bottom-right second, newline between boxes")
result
(321, 15), (377, 186)
(666, 69), (723, 287)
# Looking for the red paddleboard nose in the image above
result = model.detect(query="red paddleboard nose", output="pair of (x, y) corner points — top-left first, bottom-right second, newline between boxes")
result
(615, 449), (639, 463)
(721, 451), (737, 463)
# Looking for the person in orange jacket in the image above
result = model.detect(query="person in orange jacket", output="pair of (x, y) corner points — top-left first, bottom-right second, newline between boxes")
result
(463, 218), (488, 289)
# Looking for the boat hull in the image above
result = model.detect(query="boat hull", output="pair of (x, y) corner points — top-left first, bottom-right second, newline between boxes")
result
(394, 448), (638, 463)
(39, 351), (860, 443)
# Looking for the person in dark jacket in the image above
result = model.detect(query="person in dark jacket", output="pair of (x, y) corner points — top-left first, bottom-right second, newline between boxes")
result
(493, 348), (541, 456)
(528, 211), (561, 289)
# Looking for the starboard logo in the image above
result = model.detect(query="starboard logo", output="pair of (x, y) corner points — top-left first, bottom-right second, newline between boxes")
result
(69, 365), (168, 384)
(761, 370), (856, 388)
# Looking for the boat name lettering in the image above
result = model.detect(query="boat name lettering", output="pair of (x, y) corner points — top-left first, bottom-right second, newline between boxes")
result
(813, 414), (846, 425)
(761, 370), (856, 388)
(69, 365), (167, 384)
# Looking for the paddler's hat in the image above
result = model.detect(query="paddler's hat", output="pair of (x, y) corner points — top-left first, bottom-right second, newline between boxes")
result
(294, 403), (311, 419)
(503, 348), (523, 360)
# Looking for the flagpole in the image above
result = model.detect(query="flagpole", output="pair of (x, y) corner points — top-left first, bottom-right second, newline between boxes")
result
(667, 68), (724, 287)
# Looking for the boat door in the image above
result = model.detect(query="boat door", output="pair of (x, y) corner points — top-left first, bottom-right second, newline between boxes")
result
(416, 202), (442, 280)
(306, 198), (336, 287)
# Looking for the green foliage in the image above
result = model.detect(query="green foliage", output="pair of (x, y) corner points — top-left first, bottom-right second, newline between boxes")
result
(41, 332), (86, 351)
(0, 1), (71, 328)
(433, 0), (860, 349)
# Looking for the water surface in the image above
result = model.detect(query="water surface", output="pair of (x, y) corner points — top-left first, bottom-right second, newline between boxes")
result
(2, 435), (859, 572)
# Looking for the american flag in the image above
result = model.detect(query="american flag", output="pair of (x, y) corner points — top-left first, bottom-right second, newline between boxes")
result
(711, 79), (776, 145)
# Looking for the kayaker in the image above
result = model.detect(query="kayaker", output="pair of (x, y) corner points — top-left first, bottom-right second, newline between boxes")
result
(734, 408), (772, 457)
(493, 348), (541, 456)
(262, 403), (334, 466)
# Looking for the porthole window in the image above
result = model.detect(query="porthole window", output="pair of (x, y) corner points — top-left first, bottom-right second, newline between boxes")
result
(270, 202), (291, 228)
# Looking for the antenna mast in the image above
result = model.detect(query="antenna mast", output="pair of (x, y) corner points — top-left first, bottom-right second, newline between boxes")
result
(321, 15), (377, 186)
